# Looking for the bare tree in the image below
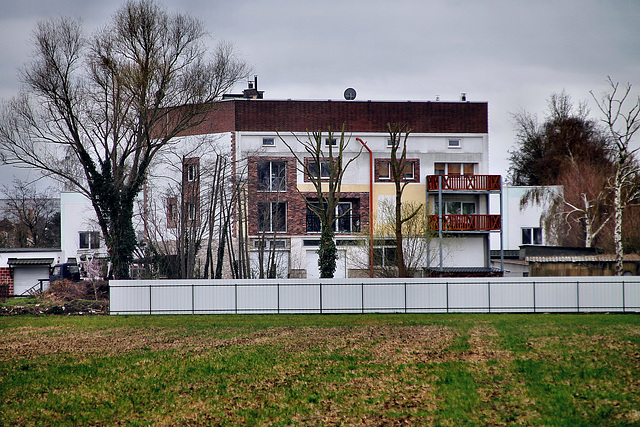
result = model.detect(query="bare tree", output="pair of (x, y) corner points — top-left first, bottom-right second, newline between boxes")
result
(0, 0), (250, 278)
(521, 161), (612, 249)
(591, 77), (640, 275)
(1, 179), (60, 248)
(387, 123), (423, 277)
(278, 126), (362, 278)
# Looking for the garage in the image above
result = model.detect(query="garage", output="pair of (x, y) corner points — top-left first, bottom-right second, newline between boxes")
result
(8, 258), (54, 296)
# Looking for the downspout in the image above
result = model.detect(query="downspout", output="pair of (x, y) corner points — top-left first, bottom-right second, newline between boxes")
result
(356, 138), (374, 278)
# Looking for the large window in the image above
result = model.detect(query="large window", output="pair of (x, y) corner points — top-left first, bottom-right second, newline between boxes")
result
(257, 161), (286, 191)
(522, 227), (542, 245)
(434, 201), (476, 215)
(307, 202), (359, 233)
(434, 163), (475, 175)
(183, 158), (200, 182)
(376, 159), (419, 182)
(372, 240), (397, 267)
(307, 161), (331, 179)
(258, 202), (287, 232)
(79, 231), (100, 249)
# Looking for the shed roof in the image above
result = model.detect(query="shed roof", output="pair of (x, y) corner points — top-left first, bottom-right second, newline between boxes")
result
(8, 258), (54, 266)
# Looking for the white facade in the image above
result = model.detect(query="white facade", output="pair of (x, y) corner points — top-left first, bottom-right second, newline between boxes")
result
(60, 192), (108, 266)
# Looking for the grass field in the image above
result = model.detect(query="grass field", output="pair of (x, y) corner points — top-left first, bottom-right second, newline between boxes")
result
(1, 313), (639, 426)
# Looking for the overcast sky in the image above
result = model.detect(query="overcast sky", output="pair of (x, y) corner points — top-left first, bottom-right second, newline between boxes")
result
(1, 0), (639, 187)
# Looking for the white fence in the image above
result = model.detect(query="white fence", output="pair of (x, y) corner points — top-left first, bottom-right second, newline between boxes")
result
(109, 277), (640, 315)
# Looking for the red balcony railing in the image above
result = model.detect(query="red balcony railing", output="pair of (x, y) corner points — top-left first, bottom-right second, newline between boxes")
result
(428, 214), (501, 231)
(426, 175), (501, 191)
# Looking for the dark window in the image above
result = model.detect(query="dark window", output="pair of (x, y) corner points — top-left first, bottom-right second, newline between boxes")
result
(257, 161), (286, 191)
(79, 231), (100, 249)
(306, 202), (359, 233)
(308, 161), (330, 179)
(522, 227), (542, 245)
(258, 202), (287, 232)
(262, 137), (275, 146)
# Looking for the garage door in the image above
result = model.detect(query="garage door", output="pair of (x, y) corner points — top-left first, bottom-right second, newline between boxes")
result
(306, 249), (346, 279)
(13, 266), (50, 296)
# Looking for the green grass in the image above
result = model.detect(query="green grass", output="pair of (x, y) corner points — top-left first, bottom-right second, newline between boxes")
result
(1, 314), (639, 425)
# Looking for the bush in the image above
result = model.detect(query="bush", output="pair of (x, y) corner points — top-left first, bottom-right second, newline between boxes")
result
(45, 279), (109, 302)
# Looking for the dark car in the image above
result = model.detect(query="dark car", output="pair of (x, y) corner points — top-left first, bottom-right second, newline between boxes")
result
(50, 263), (81, 283)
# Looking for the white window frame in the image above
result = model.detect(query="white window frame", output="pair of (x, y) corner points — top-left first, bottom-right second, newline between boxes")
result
(257, 161), (286, 192)
(262, 137), (275, 146)
(522, 227), (542, 245)
(378, 161), (391, 180)
(79, 231), (101, 249)
(325, 138), (337, 147)
(308, 161), (331, 179)
(186, 163), (198, 182)
(448, 138), (461, 149)
(259, 202), (287, 233)
(403, 162), (415, 180)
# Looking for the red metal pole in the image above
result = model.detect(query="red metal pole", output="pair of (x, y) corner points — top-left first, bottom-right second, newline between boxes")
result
(356, 138), (374, 278)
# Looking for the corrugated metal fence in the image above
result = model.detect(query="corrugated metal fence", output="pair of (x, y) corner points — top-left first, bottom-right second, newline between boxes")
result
(110, 277), (640, 315)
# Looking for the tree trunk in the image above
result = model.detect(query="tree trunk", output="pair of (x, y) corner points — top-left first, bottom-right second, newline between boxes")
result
(614, 168), (624, 276)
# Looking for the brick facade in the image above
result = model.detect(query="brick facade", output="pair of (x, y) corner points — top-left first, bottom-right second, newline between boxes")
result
(246, 156), (370, 237)
(179, 99), (488, 136)
(0, 267), (13, 297)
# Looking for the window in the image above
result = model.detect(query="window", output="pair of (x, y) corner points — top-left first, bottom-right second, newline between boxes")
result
(325, 138), (337, 147)
(257, 161), (286, 191)
(448, 139), (461, 148)
(183, 158), (200, 182)
(186, 202), (197, 221)
(79, 231), (100, 249)
(262, 137), (275, 146)
(306, 202), (359, 233)
(434, 163), (475, 175)
(522, 227), (542, 245)
(308, 161), (331, 179)
(377, 161), (391, 180)
(258, 202), (287, 232)
(372, 240), (397, 267)
(402, 162), (415, 180)
(434, 201), (476, 215)
(254, 239), (286, 249)
(375, 159), (419, 182)
(387, 138), (394, 148)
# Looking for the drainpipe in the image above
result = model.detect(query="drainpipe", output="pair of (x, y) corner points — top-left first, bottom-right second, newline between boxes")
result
(356, 138), (374, 278)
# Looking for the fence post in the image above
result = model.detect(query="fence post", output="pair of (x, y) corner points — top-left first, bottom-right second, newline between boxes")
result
(149, 282), (152, 315)
(488, 281), (491, 313)
(576, 280), (580, 312)
(622, 280), (626, 313)
(277, 281), (280, 314)
(533, 281), (536, 313)
(404, 281), (407, 314)
(319, 282), (323, 314)
(192, 282), (195, 315)
(235, 282), (238, 314)
(361, 282), (364, 314)
(446, 281), (449, 313)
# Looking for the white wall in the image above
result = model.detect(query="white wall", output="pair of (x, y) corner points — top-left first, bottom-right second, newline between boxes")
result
(60, 192), (108, 263)
(491, 185), (561, 251)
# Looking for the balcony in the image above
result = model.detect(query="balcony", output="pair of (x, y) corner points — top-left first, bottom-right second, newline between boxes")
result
(428, 214), (501, 231)
(307, 213), (361, 234)
(427, 175), (501, 192)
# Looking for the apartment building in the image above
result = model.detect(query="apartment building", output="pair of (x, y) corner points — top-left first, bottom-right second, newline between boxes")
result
(168, 85), (503, 278)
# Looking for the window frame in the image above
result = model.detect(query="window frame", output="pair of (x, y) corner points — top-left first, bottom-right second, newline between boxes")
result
(258, 202), (287, 233)
(522, 227), (542, 245)
(262, 137), (275, 146)
(79, 231), (100, 249)
(257, 161), (286, 192)
(307, 160), (331, 179)
(324, 137), (337, 147)
(448, 138), (461, 149)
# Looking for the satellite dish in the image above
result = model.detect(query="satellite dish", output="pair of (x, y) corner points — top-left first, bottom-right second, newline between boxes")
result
(344, 88), (356, 100)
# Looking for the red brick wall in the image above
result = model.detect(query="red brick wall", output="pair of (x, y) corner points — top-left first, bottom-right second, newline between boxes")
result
(246, 156), (370, 236)
(0, 267), (13, 296)
(179, 99), (488, 136)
